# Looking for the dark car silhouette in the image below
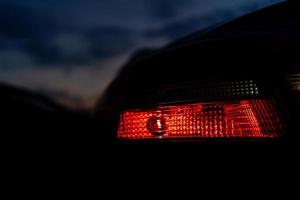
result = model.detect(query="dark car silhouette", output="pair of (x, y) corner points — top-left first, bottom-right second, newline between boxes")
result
(1, 1), (299, 147)
(96, 0), (299, 144)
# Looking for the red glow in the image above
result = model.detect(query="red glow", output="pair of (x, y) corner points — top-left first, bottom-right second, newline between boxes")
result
(117, 100), (281, 139)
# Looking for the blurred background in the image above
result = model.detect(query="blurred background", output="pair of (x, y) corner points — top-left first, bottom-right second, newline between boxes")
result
(0, 0), (283, 109)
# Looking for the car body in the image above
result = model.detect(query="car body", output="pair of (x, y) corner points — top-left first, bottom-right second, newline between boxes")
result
(95, 0), (300, 144)
(1, 1), (299, 148)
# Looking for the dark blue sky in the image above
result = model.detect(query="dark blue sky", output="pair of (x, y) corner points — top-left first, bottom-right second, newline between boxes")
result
(0, 0), (283, 108)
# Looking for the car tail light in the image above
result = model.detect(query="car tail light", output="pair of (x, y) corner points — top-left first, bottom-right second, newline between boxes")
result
(288, 73), (300, 91)
(117, 99), (282, 140)
(288, 73), (300, 102)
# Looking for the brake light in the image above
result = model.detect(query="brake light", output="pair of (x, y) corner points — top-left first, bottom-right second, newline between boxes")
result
(117, 99), (282, 139)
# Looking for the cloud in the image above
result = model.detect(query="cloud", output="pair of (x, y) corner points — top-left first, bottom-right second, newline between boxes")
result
(0, 0), (285, 108)
(144, 0), (285, 40)
(0, 50), (33, 69)
(0, 26), (141, 68)
(0, 2), (140, 68)
(0, 3), (56, 39)
(0, 54), (131, 108)
(0, 0), (284, 70)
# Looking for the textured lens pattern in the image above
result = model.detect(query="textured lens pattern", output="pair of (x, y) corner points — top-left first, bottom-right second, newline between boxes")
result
(117, 99), (281, 139)
(288, 74), (300, 91)
(155, 80), (260, 103)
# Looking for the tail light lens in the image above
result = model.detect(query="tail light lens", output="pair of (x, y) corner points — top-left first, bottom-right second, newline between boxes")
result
(288, 73), (300, 103)
(117, 99), (282, 139)
(288, 73), (300, 91)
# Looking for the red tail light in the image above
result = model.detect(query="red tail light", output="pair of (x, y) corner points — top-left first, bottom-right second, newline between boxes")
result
(117, 99), (282, 139)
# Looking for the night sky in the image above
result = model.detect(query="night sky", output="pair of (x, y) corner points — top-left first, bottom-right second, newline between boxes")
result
(0, 0), (283, 108)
